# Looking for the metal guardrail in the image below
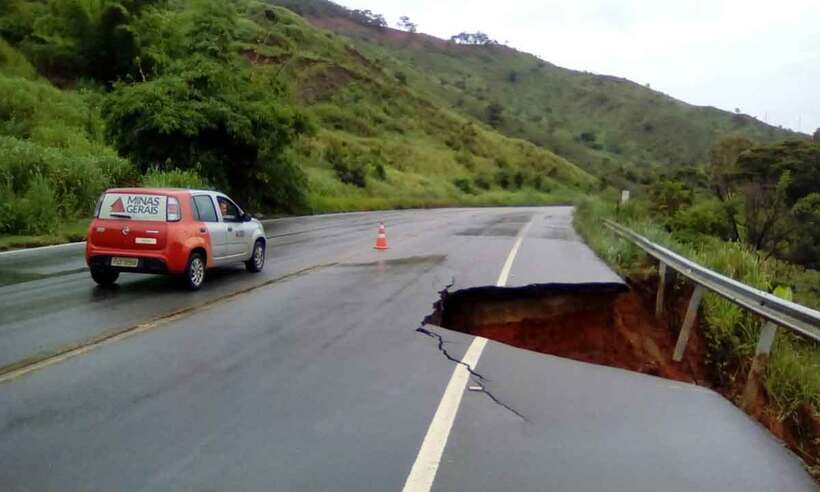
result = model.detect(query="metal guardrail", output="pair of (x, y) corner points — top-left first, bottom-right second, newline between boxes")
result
(603, 219), (820, 369)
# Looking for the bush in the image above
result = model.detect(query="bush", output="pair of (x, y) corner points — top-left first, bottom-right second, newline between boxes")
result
(671, 199), (734, 242)
(513, 171), (525, 189)
(495, 170), (511, 189)
(142, 167), (210, 189)
(374, 162), (387, 181)
(4, 174), (60, 235)
(453, 178), (473, 194)
(0, 39), (37, 80)
(325, 141), (367, 188)
(474, 175), (491, 190)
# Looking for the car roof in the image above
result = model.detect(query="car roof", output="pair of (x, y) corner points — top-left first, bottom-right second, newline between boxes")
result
(105, 187), (217, 196)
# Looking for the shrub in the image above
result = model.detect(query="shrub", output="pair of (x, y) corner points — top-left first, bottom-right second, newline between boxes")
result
(474, 175), (491, 190)
(453, 178), (473, 194)
(374, 162), (387, 181)
(495, 170), (511, 189)
(671, 199), (734, 241)
(325, 142), (367, 188)
(142, 167), (210, 189)
(649, 178), (693, 217)
(513, 171), (525, 189)
(12, 174), (60, 235)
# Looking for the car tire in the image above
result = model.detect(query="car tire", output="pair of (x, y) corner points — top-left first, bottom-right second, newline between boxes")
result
(91, 268), (119, 286)
(184, 252), (206, 290)
(246, 240), (265, 273)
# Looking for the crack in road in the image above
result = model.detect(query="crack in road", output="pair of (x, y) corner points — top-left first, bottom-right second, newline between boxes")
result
(416, 278), (529, 423)
(469, 376), (530, 422)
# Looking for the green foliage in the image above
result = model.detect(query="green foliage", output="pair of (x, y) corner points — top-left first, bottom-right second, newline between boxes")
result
(1, 0), (597, 235)
(648, 178), (693, 217)
(19, 0), (149, 84)
(0, 39), (38, 79)
(486, 102), (503, 128)
(669, 198), (734, 241)
(767, 336), (820, 415)
(452, 177), (473, 194)
(708, 139), (820, 266)
(102, 0), (311, 211)
(325, 140), (368, 187)
(0, 70), (132, 234)
(142, 167), (209, 189)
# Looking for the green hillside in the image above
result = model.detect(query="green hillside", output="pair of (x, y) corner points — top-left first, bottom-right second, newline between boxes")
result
(273, 0), (801, 181)
(0, 0), (594, 245)
(237, 4), (595, 211)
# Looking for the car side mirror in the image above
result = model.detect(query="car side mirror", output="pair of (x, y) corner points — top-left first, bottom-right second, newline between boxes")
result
(242, 212), (253, 222)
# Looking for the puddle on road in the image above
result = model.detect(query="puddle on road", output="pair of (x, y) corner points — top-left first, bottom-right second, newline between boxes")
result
(424, 282), (703, 383)
(456, 213), (534, 237)
(339, 255), (446, 269)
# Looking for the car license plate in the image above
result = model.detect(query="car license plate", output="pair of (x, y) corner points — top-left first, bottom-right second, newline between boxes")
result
(111, 257), (139, 268)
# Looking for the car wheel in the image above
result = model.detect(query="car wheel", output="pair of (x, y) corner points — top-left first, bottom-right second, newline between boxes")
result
(184, 252), (206, 290)
(246, 240), (265, 273)
(91, 268), (119, 286)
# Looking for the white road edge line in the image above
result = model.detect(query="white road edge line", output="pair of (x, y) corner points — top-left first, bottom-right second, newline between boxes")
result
(402, 218), (533, 492)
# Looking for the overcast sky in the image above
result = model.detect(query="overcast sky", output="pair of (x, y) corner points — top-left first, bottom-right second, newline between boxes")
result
(342, 0), (819, 134)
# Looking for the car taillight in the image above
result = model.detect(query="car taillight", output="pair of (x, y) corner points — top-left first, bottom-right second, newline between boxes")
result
(167, 197), (181, 222)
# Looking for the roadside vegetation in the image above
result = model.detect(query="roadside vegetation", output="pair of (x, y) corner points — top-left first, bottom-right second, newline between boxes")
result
(574, 135), (820, 472)
(0, 0), (594, 248)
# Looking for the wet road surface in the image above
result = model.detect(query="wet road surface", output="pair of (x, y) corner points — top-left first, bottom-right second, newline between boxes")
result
(0, 207), (814, 491)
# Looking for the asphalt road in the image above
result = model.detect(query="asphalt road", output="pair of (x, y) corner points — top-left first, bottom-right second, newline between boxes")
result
(0, 207), (814, 491)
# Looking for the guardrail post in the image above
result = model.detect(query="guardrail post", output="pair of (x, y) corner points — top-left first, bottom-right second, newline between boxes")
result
(656, 262), (667, 319)
(741, 322), (778, 408)
(673, 285), (705, 362)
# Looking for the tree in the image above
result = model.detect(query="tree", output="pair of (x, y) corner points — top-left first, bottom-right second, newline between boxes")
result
(396, 16), (416, 33)
(814, 128), (819, 143)
(21, 0), (154, 84)
(707, 136), (753, 240)
(351, 9), (386, 30)
(102, 0), (312, 211)
(449, 32), (497, 45)
(732, 140), (820, 264)
(649, 178), (693, 217)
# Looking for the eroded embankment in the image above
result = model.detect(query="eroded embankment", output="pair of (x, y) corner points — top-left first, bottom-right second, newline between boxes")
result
(430, 282), (708, 385)
(424, 277), (820, 478)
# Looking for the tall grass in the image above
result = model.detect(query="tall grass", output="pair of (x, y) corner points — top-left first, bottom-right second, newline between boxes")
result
(575, 195), (820, 420)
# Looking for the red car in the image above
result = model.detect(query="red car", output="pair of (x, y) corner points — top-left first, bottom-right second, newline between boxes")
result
(85, 188), (267, 290)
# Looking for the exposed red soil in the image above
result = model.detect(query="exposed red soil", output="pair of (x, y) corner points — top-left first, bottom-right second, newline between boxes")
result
(446, 285), (706, 384)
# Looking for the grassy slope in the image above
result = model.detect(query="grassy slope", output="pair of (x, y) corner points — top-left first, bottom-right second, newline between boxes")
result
(238, 4), (596, 212)
(272, 0), (801, 178)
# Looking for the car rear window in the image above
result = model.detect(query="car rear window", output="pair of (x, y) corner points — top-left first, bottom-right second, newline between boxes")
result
(98, 193), (168, 221)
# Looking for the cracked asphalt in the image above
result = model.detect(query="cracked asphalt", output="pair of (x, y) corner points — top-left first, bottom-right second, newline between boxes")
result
(0, 207), (815, 491)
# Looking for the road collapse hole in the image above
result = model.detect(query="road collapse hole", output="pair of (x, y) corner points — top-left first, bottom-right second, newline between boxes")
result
(430, 283), (701, 383)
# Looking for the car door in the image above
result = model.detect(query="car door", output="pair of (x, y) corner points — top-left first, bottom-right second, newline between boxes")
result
(216, 195), (251, 257)
(192, 194), (229, 260)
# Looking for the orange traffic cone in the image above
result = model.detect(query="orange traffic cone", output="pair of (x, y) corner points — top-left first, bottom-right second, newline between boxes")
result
(374, 222), (389, 250)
